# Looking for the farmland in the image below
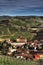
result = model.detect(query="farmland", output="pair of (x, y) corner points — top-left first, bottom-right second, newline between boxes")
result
(0, 16), (43, 40)
(0, 55), (42, 65)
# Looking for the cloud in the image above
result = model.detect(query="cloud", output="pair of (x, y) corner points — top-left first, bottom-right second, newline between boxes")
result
(0, 0), (43, 16)
(34, 9), (41, 12)
(0, 0), (43, 8)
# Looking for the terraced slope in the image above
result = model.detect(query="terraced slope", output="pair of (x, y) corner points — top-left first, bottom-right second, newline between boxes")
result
(0, 16), (43, 39)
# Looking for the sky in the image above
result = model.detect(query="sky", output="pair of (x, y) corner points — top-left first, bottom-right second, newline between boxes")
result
(0, 0), (43, 16)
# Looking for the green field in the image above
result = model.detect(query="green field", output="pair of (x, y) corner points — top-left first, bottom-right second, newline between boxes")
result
(0, 55), (43, 65)
(0, 16), (43, 40)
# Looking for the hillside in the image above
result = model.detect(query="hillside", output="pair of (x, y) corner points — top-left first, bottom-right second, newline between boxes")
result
(0, 16), (43, 40)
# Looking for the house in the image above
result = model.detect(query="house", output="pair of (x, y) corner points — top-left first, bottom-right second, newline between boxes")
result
(11, 42), (26, 47)
(16, 36), (27, 43)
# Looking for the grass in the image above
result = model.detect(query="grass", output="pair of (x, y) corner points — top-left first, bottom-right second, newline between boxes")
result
(0, 16), (42, 39)
(0, 55), (42, 65)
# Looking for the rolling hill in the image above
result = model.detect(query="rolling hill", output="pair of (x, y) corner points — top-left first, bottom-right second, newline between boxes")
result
(0, 16), (43, 40)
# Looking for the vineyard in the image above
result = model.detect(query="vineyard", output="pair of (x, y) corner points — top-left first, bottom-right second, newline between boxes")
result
(0, 16), (43, 40)
(0, 55), (43, 65)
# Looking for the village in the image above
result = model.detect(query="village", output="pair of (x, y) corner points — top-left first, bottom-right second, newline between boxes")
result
(0, 36), (43, 60)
